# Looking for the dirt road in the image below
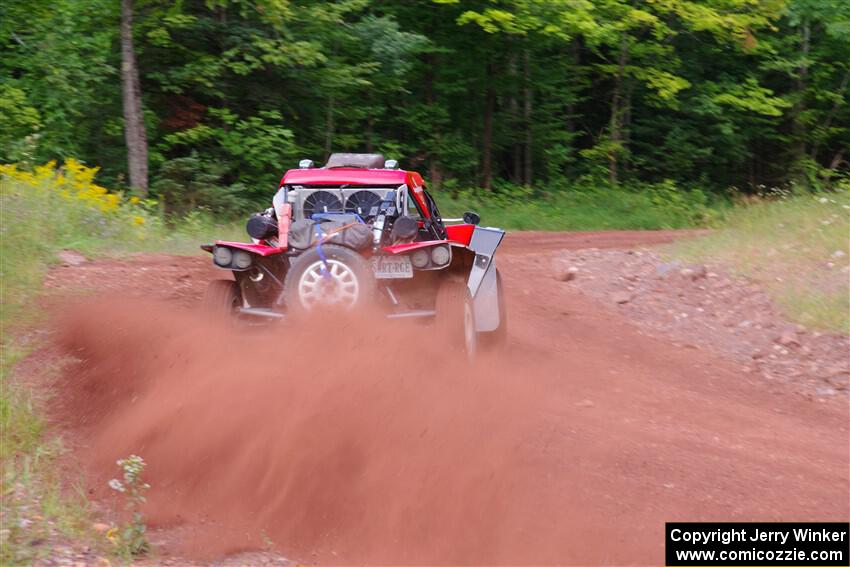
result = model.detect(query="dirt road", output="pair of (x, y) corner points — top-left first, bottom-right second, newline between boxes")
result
(46, 230), (849, 565)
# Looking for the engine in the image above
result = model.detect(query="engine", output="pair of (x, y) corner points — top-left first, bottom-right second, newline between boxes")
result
(246, 188), (419, 249)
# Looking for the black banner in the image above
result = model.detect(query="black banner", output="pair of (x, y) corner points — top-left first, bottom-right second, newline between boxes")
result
(666, 522), (849, 566)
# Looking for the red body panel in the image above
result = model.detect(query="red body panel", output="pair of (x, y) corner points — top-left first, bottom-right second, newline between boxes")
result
(215, 241), (284, 256)
(280, 167), (431, 219)
(281, 168), (418, 187)
(445, 224), (475, 246)
(382, 240), (451, 255)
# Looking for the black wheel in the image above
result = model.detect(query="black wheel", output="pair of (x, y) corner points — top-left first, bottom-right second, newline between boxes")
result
(283, 244), (375, 313)
(203, 279), (241, 321)
(435, 279), (477, 360)
(480, 268), (507, 348)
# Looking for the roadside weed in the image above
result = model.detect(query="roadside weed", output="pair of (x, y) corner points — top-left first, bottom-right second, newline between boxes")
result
(107, 455), (150, 558)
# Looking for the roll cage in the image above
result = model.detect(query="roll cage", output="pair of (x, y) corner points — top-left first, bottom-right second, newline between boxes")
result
(277, 182), (447, 242)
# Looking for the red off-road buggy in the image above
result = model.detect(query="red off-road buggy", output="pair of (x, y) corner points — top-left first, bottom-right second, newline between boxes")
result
(202, 153), (506, 356)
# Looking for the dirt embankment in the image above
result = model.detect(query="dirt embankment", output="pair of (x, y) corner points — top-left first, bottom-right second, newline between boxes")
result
(40, 230), (849, 565)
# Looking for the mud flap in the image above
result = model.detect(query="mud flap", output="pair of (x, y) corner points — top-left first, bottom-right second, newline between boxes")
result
(466, 227), (505, 332)
(472, 262), (500, 332)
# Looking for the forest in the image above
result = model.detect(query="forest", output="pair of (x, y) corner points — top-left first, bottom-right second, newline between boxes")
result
(1, 0), (848, 217)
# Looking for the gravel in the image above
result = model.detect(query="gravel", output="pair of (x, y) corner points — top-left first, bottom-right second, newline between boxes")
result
(554, 247), (850, 397)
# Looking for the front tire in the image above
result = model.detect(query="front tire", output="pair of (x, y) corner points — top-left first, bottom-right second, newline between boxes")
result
(435, 280), (477, 360)
(203, 279), (241, 321)
(283, 244), (375, 314)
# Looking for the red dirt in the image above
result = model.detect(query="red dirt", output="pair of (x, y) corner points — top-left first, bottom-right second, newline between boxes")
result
(45, 231), (849, 565)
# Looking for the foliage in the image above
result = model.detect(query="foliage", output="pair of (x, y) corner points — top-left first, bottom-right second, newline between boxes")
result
(151, 152), (252, 217)
(671, 188), (850, 332)
(0, 85), (42, 163)
(0, 0), (117, 164)
(1, 0), (847, 211)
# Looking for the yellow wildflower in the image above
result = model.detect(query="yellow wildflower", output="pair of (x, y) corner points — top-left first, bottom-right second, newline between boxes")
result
(2, 158), (137, 219)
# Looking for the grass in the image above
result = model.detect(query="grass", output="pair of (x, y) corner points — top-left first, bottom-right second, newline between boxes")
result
(670, 190), (850, 334)
(0, 337), (96, 564)
(0, 163), (240, 563)
(435, 180), (723, 230)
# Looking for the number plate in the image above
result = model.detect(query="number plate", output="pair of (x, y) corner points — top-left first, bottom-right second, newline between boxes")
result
(372, 255), (413, 279)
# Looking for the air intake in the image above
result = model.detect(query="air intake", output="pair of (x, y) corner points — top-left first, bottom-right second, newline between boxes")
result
(325, 153), (385, 169)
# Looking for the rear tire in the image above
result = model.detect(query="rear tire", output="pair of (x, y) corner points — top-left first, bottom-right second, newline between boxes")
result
(283, 244), (375, 314)
(435, 280), (477, 360)
(204, 279), (241, 321)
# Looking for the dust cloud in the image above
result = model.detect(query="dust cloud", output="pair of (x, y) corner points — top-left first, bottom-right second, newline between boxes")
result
(55, 299), (544, 563)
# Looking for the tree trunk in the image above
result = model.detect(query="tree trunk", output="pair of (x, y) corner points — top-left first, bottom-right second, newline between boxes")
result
(828, 149), (845, 172)
(522, 49), (533, 187)
(121, 0), (148, 195)
(608, 36), (629, 186)
(324, 92), (335, 159)
(564, 40), (580, 175)
(792, 19), (811, 166)
(609, 93), (621, 185)
(810, 67), (850, 164)
(365, 113), (374, 153)
(424, 53), (442, 189)
(429, 156), (443, 190)
(508, 51), (521, 183)
(622, 80), (633, 177)
(481, 61), (495, 190)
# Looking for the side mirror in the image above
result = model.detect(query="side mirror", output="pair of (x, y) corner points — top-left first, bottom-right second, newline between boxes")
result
(463, 211), (481, 225)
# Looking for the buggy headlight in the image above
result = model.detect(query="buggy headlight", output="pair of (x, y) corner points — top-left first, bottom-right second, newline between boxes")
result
(234, 251), (252, 269)
(411, 249), (430, 269)
(213, 246), (233, 267)
(430, 245), (451, 266)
